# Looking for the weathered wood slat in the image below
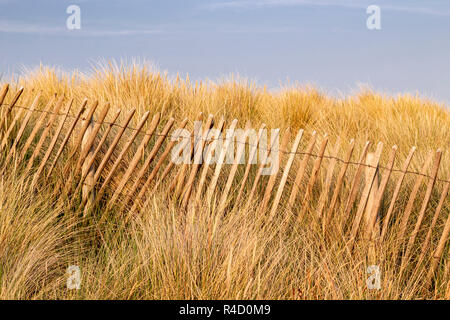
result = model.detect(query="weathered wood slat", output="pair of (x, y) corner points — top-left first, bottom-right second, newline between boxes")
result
(401, 149), (442, 271)
(109, 112), (161, 206)
(324, 139), (355, 232)
(269, 128), (304, 220)
(380, 146), (416, 241)
(31, 99), (74, 189)
(288, 131), (317, 208)
(233, 124), (266, 207)
(24, 97), (65, 176)
(348, 142), (383, 248)
(417, 176), (449, 267)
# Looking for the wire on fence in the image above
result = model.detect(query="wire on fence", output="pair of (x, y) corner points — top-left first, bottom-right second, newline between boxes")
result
(1, 103), (449, 183)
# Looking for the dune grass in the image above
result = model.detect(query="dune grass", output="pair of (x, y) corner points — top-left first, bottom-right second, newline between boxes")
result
(0, 62), (448, 299)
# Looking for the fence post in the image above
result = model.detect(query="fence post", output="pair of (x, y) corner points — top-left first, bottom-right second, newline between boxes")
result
(82, 114), (95, 215)
(364, 152), (381, 239)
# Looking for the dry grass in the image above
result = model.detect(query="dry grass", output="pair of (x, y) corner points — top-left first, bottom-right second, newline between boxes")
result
(0, 61), (448, 299)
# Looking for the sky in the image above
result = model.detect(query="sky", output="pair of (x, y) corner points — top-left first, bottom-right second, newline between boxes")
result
(1, 0), (450, 104)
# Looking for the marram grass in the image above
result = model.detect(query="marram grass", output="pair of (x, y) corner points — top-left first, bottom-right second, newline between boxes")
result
(0, 62), (448, 299)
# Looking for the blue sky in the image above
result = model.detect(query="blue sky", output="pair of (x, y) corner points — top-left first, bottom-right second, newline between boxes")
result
(1, 0), (450, 104)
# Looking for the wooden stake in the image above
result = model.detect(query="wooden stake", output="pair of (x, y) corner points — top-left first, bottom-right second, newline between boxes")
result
(94, 111), (150, 209)
(24, 96), (65, 176)
(81, 115), (95, 215)
(287, 131), (317, 208)
(206, 119), (238, 205)
(260, 127), (291, 215)
(348, 142), (383, 248)
(401, 149), (442, 270)
(244, 128), (280, 211)
(365, 145), (397, 241)
(195, 118), (226, 204)
(298, 135), (329, 222)
(324, 139), (355, 231)
(125, 117), (175, 201)
(343, 141), (371, 217)
(2, 93), (41, 169)
(217, 121), (253, 213)
(317, 137), (341, 219)
(380, 146), (416, 241)
(397, 152), (434, 245)
(109, 112), (161, 206)
(233, 124), (266, 207)
(181, 114), (214, 209)
(269, 128), (304, 220)
(46, 100), (87, 178)
(76, 109), (136, 208)
(130, 118), (189, 213)
(18, 96), (55, 165)
(69, 110), (122, 201)
(417, 177), (449, 267)
(30, 99), (73, 189)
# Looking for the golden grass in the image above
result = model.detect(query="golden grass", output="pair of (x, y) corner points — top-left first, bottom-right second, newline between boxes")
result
(0, 61), (448, 299)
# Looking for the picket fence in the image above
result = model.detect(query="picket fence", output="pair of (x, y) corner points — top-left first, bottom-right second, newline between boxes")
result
(0, 84), (448, 289)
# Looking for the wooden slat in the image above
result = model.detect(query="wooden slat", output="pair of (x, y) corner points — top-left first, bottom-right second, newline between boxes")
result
(217, 121), (252, 213)
(206, 119), (238, 204)
(417, 177), (449, 267)
(401, 149), (442, 270)
(324, 139), (355, 232)
(317, 137), (341, 219)
(181, 114), (214, 209)
(426, 204), (450, 288)
(173, 113), (203, 197)
(60, 100), (98, 178)
(24, 97), (65, 176)
(123, 117), (175, 208)
(81, 116), (95, 214)
(69, 110), (122, 202)
(233, 124), (266, 207)
(365, 145), (397, 241)
(380, 146), (416, 241)
(109, 112), (161, 206)
(348, 142), (383, 247)
(298, 135), (329, 222)
(195, 118), (226, 204)
(343, 141), (371, 217)
(0, 84), (9, 131)
(1, 89), (28, 150)
(76, 109), (136, 207)
(244, 128), (281, 211)
(46, 100), (87, 178)
(130, 118), (189, 213)
(397, 152), (434, 244)
(287, 131), (317, 208)
(156, 132), (192, 197)
(0, 83), (9, 107)
(2, 93), (41, 170)
(260, 127), (291, 215)
(269, 128), (304, 220)
(93, 111), (150, 209)
(74, 103), (111, 174)
(18, 96), (55, 165)
(30, 99), (74, 189)
(1, 87), (23, 132)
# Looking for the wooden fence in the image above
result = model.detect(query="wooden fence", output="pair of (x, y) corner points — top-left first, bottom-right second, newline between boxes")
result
(0, 84), (449, 289)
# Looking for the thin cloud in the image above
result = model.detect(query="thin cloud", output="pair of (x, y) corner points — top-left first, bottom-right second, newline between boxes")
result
(0, 21), (162, 36)
(208, 0), (450, 16)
